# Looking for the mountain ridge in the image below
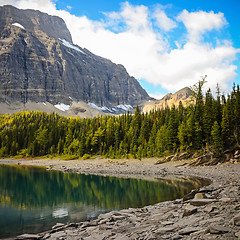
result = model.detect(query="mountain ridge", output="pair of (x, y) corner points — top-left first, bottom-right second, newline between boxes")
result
(0, 5), (149, 115)
(143, 87), (191, 112)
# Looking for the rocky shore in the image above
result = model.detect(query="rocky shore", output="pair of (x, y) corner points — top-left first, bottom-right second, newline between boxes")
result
(1, 158), (240, 240)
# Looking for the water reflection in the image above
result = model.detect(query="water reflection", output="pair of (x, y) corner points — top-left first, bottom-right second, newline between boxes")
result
(0, 164), (209, 238)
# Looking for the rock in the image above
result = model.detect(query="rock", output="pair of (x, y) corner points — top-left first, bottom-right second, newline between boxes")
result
(235, 231), (240, 239)
(112, 215), (126, 221)
(161, 221), (174, 226)
(0, 6), (149, 113)
(129, 233), (139, 239)
(204, 206), (216, 213)
(49, 231), (66, 239)
(178, 227), (202, 235)
(199, 217), (224, 225)
(52, 223), (65, 230)
(173, 199), (182, 204)
(182, 204), (198, 217)
(17, 234), (41, 239)
(190, 199), (216, 206)
(234, 150), (240, 156)
(143, 87), (192, 112)
(42, 233), (51, 240)
(183, 189), (213, 202)
(208, 224), (231, 234)
(231, 213), (240, 226)
(178, 152), (192, 160)
(220, 197), (231, 204)
(114, 234), (131, 240)
(155, 227), (175, 234)
(174, 216), (203, 227)
(66, 222), (79, 228)
(194, 193), (204, 199)
(183, 190), (197, 201)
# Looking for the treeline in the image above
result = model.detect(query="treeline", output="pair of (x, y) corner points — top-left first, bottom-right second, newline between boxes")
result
(0, 81), (240, 159)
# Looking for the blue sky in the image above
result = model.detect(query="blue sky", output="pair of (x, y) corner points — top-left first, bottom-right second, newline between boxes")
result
(54, 0), (240, 50)
(2, 0), (240, 99)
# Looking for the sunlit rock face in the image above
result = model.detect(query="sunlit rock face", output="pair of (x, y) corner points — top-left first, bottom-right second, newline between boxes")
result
(143, 87), (192, 112)
(0, 5), (149, 107)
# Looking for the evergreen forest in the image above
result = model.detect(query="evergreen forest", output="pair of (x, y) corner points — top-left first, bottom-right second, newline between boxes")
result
(0, 81), (240, 159)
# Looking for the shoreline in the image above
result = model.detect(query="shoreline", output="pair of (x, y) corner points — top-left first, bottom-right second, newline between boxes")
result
(1, 158), (240, 239)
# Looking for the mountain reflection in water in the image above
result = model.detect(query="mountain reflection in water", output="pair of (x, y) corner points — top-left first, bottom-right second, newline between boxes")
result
(0, 164), (210, 238)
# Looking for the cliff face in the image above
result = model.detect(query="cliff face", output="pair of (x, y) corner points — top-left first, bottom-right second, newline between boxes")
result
(143, 87), (192, 112)
(0, 5), (149, 108)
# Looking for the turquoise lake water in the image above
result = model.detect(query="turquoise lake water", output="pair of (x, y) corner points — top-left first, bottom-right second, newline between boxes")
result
(0, 164), (209, 238)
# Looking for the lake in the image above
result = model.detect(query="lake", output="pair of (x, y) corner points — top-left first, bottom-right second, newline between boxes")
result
(0, 164), (209, 238)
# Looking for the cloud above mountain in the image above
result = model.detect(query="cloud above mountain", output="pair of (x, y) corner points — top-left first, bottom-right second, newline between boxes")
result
(1, 0), (239, 95)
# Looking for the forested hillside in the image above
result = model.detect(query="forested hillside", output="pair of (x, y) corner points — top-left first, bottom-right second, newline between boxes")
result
(0, 81), (239, 159)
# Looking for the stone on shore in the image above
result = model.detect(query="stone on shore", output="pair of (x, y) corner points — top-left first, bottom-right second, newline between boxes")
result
(235, 231), (240, 239)
(182, 204), (198, 217)
(194, 192), (204, 199)
(179, 227), (202, 235)
(190, 198), (216, 206)
(231, 213), (240, 226)
(208, 224), (231, 234)
(17, 234), (40, 239)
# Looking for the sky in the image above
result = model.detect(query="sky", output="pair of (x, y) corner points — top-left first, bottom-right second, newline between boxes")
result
(1, 0), (240, 99)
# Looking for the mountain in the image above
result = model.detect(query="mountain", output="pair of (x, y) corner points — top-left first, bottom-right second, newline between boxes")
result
(0, 5), (149, 116)
(143, 87), (192, 112)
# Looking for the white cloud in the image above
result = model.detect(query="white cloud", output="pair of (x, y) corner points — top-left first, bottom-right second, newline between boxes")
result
(154, 42), (238, 92)
(149, 92), (164, 100)
(0, 0), (239, 95)
(177, 10), (227, 43)
(153, 8), (177, 32)
(12, 0), (56, 12)
(0, 0), (15, 5)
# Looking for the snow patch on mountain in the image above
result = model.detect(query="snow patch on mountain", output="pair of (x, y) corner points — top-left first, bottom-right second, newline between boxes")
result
(88, 103), (113, 112)
(59, 38), (86, 54)
(54, 103), (70, 111)
(88, 102), (133, 113)
(12, 22), (25, 29)
(115, 104), (133, 111)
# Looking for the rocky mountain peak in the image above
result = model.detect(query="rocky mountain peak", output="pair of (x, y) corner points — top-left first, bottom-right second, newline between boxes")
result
(0, 5), (72, 42)
(143, 87), (192, 112)
(0, 5), (149, 116)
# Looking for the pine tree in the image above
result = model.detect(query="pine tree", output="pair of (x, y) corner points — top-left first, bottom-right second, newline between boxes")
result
(203, 89), (214, 144)
(221, 102), (232, 148)
(211, 121), (223, 155)
(167, 105), (179, 151)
